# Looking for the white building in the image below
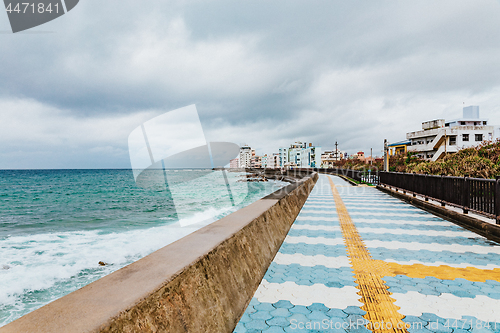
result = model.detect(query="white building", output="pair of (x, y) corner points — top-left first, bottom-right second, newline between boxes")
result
(406, 106), (500, 161)
(321, 150), (345, 168)
(266, 153), (279, 169)
(229, 158), (239, 168)
(239, 145), (252, 168)
(279, 147), (289, 167)
(261, 153), (279, 169)
(279, 142), (321, 168)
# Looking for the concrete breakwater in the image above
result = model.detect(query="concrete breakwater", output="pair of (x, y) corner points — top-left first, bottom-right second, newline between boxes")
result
(1, 171), (318, 333)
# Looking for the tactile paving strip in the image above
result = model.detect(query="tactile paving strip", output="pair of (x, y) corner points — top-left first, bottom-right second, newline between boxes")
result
(329, 176), (407, 333)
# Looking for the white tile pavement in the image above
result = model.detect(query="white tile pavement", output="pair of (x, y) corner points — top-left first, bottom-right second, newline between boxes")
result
(253, 280), (362, 308)
(291, 224), (341, 232)
(293, 223), (473, 238)
(392, 291), (500, 322)
(273, 253), (351, 268)
(284, 235), (344, 246)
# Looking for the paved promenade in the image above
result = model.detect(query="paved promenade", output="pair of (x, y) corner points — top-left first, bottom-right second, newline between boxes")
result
(234, 175), (500, 333)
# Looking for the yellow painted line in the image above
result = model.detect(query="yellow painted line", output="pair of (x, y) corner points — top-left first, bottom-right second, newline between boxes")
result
(328, 176), (408, 333)
(381, 261), (500, 283)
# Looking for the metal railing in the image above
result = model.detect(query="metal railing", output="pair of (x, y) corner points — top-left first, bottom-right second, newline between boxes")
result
(360, 172), (378, 185)
(379, 171), (500, 223)
(291, 166), (500, 223)
(323, 168), (364, 182)
(293, 167), (379, 184)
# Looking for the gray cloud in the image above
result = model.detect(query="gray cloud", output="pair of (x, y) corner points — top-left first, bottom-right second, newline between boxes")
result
(1, 0), (500, 168)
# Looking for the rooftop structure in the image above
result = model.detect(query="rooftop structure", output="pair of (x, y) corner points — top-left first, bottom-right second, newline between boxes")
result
(404, 106), (500, 161)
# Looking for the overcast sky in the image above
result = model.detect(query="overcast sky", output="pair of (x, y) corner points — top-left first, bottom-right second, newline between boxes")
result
(1, 0), (500, 169)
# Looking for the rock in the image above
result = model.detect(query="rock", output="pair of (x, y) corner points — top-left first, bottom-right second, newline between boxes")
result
(98, 261), (107, 266)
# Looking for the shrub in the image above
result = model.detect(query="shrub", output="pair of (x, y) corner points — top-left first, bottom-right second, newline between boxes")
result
(403, 140), (500, 179)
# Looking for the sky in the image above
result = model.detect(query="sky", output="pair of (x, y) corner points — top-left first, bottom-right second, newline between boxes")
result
(1, 0), (500, 169)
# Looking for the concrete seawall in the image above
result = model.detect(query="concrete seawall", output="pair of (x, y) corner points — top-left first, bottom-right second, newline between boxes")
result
(1, 172), (318, 333)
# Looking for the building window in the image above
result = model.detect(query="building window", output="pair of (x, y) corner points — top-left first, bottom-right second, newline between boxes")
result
(449, 137), (456, 145)
(483, 121), (487, 125)
(475, 134), (483, 141)
(460, 121), (466, 125)
(462, 134), (469, 141)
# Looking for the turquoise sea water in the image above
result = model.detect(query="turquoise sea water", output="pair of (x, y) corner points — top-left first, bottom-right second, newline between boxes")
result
(0, 169), (285, 327)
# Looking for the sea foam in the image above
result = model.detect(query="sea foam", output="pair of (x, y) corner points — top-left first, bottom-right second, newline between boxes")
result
(0, 207), (229, 325)
(0, 170), (286, 326)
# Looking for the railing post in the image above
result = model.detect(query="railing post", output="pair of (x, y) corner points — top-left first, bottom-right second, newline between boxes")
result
(424, 173), (429, 201)
(395, 172), (398, 192)
(495, 176), (500, 224)
(412, 172), (416, 197)
(441, 174), (445, 206)
(403, 172), (406, 194)
(463, 175), (469, 214)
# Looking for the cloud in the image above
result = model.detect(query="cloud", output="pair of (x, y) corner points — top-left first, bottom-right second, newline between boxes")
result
(0, 98), (159, 168)
(1, 0), (500, 167)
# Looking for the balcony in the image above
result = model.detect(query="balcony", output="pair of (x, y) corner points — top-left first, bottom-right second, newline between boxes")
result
(407, 128), (439, 140)
(406, 125), (493, 140)
(407, 144), (433, 152)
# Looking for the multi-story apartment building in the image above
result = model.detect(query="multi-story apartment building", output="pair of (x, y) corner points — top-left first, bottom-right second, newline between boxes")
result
(279, 147), (289, 167)
(279, 142), (321, 168)
(320, 150), (345, 168)
(261, 154), (268, 168)
(406, 106), (500, 161)
(250, 155), (262, 168)
(266, 153), (279, 169)
(229, 158), (239, 168)
(239, 145), (252, 168)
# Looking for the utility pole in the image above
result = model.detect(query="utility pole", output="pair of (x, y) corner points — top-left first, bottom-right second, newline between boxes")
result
(384, 139), (389, 172)
(370, 148), (373, 166)
(335, 141), (338, 161)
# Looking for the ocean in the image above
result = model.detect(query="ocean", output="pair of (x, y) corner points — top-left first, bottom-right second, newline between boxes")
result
(0, 169), (286, 327)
